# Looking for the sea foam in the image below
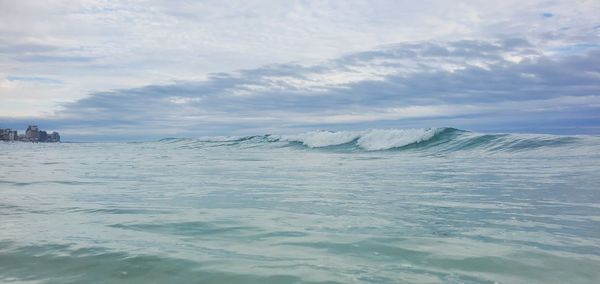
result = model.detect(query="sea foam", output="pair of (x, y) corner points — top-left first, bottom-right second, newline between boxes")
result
(280, 128), (439, 150)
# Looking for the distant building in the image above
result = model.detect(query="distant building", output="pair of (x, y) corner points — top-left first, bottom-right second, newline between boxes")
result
(1, 125), (59, 142)
(8, 130), (17, 141)
(39, 130), (48, 142)
(26, 125), (40, 141)
(0, 129), (18, 141)
(49, 132), (61, 142)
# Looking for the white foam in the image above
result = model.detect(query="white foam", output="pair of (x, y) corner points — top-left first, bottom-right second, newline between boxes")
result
(357, 129), (437, 151)
(281, 128), (438, 150)
(195, 135), (246, 142)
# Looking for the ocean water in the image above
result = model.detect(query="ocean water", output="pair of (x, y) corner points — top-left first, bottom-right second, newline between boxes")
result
(1, 128), (600, 283)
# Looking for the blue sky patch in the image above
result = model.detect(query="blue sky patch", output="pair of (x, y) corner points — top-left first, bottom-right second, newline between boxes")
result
(7, 75), (63, 84)
(542, 12), (554, 18)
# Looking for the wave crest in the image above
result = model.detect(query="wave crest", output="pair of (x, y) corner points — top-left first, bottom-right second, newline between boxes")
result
(280, 128), (442, 150)
(155, 128), (596, 154)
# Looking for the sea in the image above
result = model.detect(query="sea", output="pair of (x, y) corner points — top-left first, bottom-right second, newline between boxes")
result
(1, 128), (600, 283)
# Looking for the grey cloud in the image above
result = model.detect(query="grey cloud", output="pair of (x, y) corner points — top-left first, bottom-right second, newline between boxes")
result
(337, 38), (535, 64)
(48, 38), (600, 138)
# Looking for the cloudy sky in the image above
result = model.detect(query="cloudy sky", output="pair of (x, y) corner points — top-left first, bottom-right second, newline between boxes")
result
(1, 0), (599, 140)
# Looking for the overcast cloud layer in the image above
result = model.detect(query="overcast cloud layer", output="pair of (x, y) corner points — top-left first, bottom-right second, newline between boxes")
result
(1, 0), (599, 139)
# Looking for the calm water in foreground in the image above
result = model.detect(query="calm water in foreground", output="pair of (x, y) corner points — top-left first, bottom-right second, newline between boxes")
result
(1, 128), (600, 283)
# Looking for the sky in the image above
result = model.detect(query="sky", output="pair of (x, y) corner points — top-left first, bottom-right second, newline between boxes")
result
(1, 0), (599, 140)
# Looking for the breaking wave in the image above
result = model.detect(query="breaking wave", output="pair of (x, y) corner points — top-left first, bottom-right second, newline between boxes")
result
(280, 128), (440, 151)
(157, 128), (599, 154)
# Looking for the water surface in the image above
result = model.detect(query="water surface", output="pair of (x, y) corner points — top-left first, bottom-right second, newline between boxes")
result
(1, 128), (600, 283)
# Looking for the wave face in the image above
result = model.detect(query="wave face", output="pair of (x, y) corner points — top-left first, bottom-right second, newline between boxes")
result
(158, 128), (599, 154)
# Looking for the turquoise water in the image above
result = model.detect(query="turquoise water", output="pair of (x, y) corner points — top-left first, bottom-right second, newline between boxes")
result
(1, 128), (600, 283)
